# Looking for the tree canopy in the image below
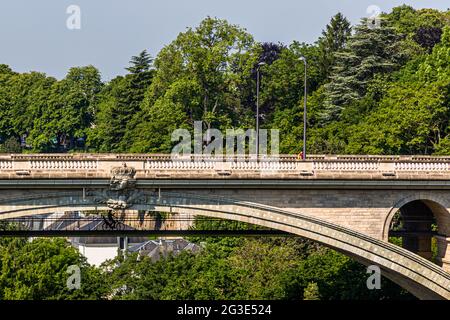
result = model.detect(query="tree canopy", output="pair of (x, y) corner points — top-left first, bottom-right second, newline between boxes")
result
(0, 6), (449, 300)
(1, 8), (448, 156)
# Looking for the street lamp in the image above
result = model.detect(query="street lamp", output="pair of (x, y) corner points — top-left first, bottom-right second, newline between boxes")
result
(299, 56), (307, 160)
(256, 61), (266, 157)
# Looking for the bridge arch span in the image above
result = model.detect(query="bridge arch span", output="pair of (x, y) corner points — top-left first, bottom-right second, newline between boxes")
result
(383, 192), (450, 241)
(1, 191), (450, 300)
(383, 192), (450, 277)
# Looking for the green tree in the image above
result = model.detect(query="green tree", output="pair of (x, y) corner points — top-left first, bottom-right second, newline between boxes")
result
(0, 238), (106, 300)
(317, 13), (352, 81)
(128, 95), (189, 153)
(0, 137), (22, 153)
(130, 17), (256, 151)
(322, 18), (407, 121)
(1, 72), (55, 147)
(303, 282), (321, 300)
(345, 26), (450, 155)
(126, 50), (153, 74)
(88, 52), (154, 152)
(228, 239), (299, 299)
(259, 41), (324, 153)
(27, 66), (102, 151)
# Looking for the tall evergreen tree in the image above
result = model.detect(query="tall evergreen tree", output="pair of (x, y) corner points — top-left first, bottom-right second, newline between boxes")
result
(88, 51), (154, 152)
(125, 50), (153, 74)
(322, 18), (407, 121)
(317, 13), (352, 81)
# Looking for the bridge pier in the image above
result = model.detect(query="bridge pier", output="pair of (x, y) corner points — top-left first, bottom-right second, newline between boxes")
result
(402, 222), (433, 260)
(436, 236), (450, 272)
(417, 237), (433, 260)
(400, 201), (434, 261)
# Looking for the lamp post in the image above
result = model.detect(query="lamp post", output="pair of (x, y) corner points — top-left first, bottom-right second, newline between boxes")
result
(256, 62), (266, 157)
(299, 56), (307, 160)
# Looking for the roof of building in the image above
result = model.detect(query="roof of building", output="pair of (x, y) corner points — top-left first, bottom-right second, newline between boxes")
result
(129, 238), (202, 262)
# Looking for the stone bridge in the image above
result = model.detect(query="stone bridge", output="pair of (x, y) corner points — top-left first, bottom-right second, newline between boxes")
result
(1, 153), (450, 299)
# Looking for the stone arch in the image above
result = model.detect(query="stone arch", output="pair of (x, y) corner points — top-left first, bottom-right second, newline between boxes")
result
(383, 192), (450, 275)
(383, 192), (450, 241)
(1, 191), (450, 299)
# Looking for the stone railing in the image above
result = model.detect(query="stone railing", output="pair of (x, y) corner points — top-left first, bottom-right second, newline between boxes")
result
(394, 162), (450, 171)
(1, 154), (450, 179)
(0, 161), (13, 170)
(313, 161), (379, 171)
(29, 160), (98, 170)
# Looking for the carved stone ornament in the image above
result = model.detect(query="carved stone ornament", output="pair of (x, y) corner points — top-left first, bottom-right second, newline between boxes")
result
(110, 162), (136, 191)
(86, 163), (144, 210)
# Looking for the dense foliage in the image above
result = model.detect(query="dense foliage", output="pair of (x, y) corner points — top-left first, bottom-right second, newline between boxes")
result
(0, 237), (105, 299)
(1, 6), (448, 156)
(0, 228), (414, 300)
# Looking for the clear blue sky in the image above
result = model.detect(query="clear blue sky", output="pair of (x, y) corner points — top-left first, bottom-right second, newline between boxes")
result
(0, 0), (448, 81)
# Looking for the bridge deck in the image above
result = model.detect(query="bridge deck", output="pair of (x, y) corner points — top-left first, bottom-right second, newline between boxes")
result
(1, 154), (450, 180)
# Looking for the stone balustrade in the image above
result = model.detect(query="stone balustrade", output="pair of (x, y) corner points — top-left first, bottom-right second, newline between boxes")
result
(0, 161), (13, 170)
(29, 160), (98, 170)
(394, 162), (450, 171)
(1, 153), (450, 179)
(313, 161), (379, 171)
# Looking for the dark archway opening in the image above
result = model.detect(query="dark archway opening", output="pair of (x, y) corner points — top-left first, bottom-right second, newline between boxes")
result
(389, 200), (438, 262)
